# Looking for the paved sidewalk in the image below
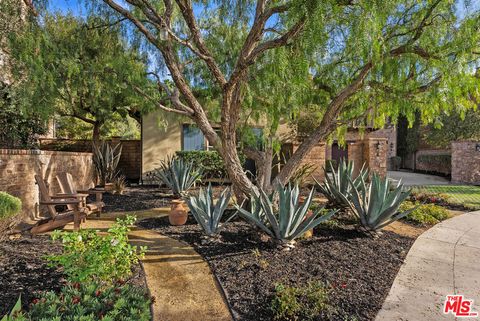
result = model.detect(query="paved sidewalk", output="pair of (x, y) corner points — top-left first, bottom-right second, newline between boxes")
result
(387, 171), (450, 186)
(376, 211), (480, 321)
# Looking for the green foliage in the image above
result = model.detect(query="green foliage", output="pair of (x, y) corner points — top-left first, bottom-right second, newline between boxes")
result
(235, 185), (336, 243)
(290, 163), (317, 187)
(175, 150), (228, 180)
(154, 155), (202, 197)
(315, 160), (368, 209)
(48, 215), (145, 283)
(93, 141), (122, 185)
(424, 109), (480, 149)
(22, 282), (150, 321)
(271, 282), (331, 321)
(0, 192), (21, 220)
(400, 201), (449, 225)
(186, 184), (232, 235)
(348, 174), (414, 233)
(1, 296), (25, 321)
(10, 13), (156, 140)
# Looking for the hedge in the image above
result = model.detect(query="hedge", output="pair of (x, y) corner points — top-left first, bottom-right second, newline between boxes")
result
(176, 150), (227, 180)
(0, 191), (21, 220)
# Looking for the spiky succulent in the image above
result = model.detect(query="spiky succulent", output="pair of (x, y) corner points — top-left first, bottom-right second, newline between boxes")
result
(315, 160), (368, 208)
(187, 184), (232, 235)
(235, 184), (336, 243)
(92, 141), (122, 185)
(154, 155), (202, 197)
(347, 173), (414, 233)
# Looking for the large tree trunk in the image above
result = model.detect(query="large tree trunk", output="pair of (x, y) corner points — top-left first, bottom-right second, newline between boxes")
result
(92, 122), (101, 144)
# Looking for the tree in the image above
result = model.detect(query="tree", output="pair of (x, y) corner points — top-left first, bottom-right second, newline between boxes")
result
(95, 0), (479, 196)
(11, 13), (156, 142)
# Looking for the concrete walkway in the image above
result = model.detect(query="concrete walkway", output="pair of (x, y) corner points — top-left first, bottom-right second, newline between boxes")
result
(64, 212), (232, 321)
(376, 211), (480, 321)
(387, 170), (450, 186)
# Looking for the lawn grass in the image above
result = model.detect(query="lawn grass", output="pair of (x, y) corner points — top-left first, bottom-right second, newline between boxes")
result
(413, 185), (480, 210)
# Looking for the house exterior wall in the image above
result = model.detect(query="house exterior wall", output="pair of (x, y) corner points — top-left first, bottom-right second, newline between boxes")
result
(142, 110), (183, 181)
(451, 141), (480, 184)
(292, 142), (326, 183)
(0, 149), (95, 222)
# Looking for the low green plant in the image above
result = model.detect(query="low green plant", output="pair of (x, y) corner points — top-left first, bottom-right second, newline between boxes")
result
(154, 155), (202, 197)
(92, 141), (122, 186)
(1, 296), (26, 321)
(186, 184), (233, 235)
(315, 160), (368, 209)
(235, 185), (336, 245)
(348, 174), (414, 233)
(0, 192), (21, 220)
(271, 281), (331, 320)
(176, 150), (234, 180)
(25, 282), (151, 321)
(400, 201), (449, 225)
(48, 215), (145, 283)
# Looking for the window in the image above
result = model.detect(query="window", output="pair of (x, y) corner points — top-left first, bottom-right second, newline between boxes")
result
(182, 124), (205, 151)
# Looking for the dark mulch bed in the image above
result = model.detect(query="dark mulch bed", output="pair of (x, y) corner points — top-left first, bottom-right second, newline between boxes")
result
(139, 216), (414, 321)
(0, 235), (148, 316)
(0, 235), (64, 315)
(100, 187), (172, 212)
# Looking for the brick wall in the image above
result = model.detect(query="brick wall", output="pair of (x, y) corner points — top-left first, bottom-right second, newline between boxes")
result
(415, 149), (451, 175)
(363, 138), (388, 177)
(451, 141), (480, 184)
(0, 149), (95, 223)
(347, 142), (364, 176)
(40, 139), (141, 181)
(292, 142), (326, 183)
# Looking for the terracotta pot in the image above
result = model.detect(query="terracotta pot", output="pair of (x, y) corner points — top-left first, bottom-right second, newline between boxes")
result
(104, 183), (114, 193)
(169, 199), (188, 226)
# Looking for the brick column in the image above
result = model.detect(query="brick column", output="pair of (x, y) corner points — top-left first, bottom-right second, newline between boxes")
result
(363, 138), (388, 177)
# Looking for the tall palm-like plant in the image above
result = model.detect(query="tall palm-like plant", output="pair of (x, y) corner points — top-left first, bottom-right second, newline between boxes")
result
(154, 155), (202, 198)
(92, 141), (122, 186)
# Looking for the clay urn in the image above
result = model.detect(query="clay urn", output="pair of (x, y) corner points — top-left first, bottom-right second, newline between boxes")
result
(169, 199), (188, 226)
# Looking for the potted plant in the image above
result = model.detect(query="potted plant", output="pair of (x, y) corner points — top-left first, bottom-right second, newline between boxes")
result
(154, 156), (202, 225)
(92, 141), (123, 192)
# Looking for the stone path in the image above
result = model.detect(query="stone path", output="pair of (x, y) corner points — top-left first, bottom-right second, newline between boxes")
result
(64, 211), (232, 321)
(376, 211), (480, 321)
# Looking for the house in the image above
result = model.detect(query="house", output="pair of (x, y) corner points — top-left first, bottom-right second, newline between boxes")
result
(141, 109), (396, 183)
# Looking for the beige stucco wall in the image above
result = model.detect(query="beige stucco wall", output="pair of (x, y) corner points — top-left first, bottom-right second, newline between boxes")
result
(142, 110), (184, 180)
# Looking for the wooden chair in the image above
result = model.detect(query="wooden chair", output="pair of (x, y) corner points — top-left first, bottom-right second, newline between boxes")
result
(56, 172), (105, 217)
(31, 175), (87, 234)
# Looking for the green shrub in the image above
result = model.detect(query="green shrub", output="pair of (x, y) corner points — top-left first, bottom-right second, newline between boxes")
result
(154, 155), (202, 197)
(400, 201), (449, 225)
(176, 150), (227, 179)
(24, 282), (151, 321)
(48, 215), (145, 283)
(0, 192), (21, 220)
(271, 282), (331, 320)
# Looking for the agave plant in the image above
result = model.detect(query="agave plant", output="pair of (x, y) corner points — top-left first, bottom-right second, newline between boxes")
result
(186, 184), (233, 235)
(235, 184), (336, 244)
(154, 156), (202, 197)
(315, 160), (368, 208)
(92, 141), (122, 186)
(347, 173), (415, 233)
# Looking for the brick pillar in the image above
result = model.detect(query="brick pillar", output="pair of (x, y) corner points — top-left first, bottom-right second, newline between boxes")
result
(363, 138), (388, 177)
(347, 141), (364, 176)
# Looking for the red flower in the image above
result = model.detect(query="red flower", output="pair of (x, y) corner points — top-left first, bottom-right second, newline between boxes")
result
(114, 288), (121, 294)
(72, 282), (81, 289)
(72, 296), (81, 304)
(341, 283), (347, 288)
(95, 290), (102, 297)
(32, 298), (39, 305)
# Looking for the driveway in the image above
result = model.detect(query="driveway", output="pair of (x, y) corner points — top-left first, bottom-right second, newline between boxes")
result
(387, 171), (450, 186)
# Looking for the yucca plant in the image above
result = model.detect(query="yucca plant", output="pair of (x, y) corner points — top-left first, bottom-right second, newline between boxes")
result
(347, 173), (414, 234)
(235, 185), (336, 246)
(154, 155), (202, 197)
(187, 184), (233, 235)
(315, 160), (368, 208)
(92, 141), (122, 186)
